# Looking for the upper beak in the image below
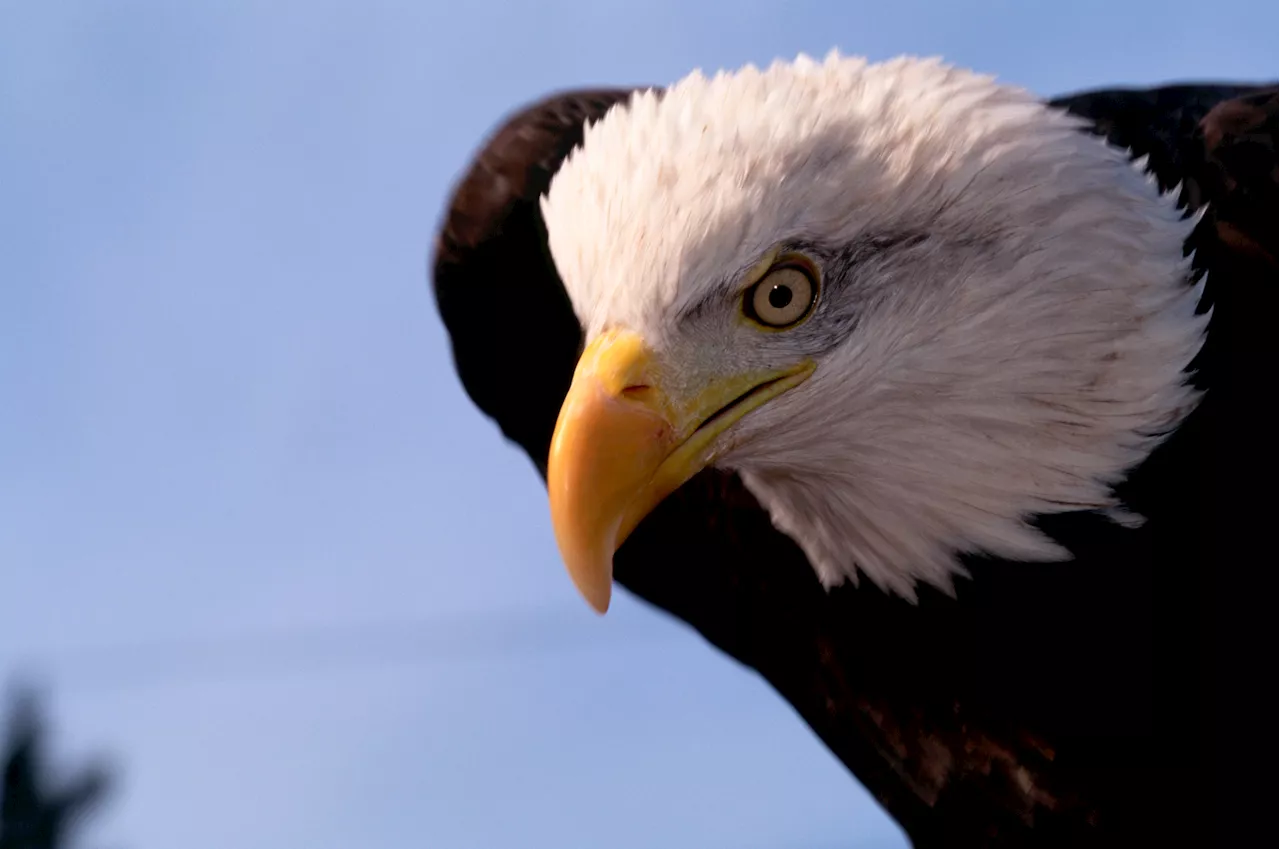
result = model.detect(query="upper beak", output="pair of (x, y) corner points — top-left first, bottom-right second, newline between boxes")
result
(546, 328), (814, 613)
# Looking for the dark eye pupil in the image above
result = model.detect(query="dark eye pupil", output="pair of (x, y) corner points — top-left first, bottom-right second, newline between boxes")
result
(767, 285), (793, 309)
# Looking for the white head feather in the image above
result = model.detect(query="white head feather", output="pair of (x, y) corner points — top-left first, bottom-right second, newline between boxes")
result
(539, 52), (1208, 600)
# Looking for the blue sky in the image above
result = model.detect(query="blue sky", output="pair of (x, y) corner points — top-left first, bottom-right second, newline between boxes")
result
(0, 2), (1273, 847)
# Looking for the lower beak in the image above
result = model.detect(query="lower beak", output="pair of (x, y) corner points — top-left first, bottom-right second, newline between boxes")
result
(546, 328), (814, 613)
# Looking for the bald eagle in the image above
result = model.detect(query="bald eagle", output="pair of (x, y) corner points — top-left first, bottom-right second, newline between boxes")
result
(432, 55), (1276, 848)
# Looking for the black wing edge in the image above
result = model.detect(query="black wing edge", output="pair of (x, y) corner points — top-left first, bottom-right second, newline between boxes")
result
(430, 88), (643, 475)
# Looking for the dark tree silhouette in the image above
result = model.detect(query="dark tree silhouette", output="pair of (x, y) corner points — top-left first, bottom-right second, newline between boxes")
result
(0, 687), (113, 849)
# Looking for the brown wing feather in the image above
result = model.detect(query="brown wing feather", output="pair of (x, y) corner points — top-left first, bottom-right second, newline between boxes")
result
(1197, 86), (1277, 265)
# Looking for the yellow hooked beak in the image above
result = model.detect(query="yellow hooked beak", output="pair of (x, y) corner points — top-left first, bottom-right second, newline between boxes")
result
(546, 328), (815, 613)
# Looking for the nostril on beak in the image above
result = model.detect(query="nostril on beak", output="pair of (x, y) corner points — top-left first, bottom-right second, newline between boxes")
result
(620, 384), (654, 401)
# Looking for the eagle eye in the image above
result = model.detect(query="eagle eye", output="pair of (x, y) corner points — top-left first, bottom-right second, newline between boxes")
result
(743, 258), (819, 329)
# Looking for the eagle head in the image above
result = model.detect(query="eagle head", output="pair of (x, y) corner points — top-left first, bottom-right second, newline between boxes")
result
(538, 52), (1207, 613)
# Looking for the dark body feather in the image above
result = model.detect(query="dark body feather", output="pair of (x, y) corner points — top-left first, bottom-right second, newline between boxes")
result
(431, 80), (1276, 848)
